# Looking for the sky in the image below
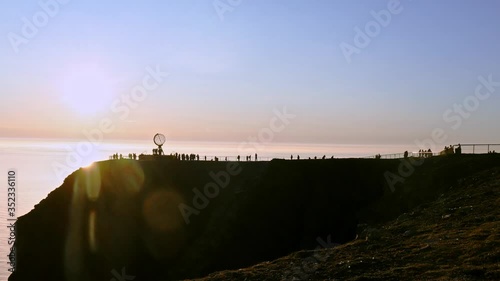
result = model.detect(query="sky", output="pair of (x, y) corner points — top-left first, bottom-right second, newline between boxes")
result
(1, 0), (500, 146)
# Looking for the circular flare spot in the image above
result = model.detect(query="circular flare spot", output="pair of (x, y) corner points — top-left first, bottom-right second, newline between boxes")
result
(88, 210), (97, 253)
(143, 189), (185, 233)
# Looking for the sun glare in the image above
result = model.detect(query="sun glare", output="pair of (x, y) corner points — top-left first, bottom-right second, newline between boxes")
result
(60, 63), (116, 117)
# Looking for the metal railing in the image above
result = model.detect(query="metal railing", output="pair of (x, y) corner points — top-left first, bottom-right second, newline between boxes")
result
(363, 143), (500, 159)
(453, 144), (500, 154)
(362, 152), (439, 159)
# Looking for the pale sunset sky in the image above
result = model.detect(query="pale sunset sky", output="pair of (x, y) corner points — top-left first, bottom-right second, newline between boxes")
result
(1, 0), (500, 145)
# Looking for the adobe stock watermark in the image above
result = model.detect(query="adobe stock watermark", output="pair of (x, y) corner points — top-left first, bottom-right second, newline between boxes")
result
(384, 74), (499, 192)
(110, 267), (135, 281)
(178, 106), (296, 225)
(443, 74), (500, 130)
(178, 162), (242, 224)
(237, 106), (296, 156)
(7, 0), (71, 54)
(283, 235), (340, 280)
(213, 0), (243, 21)
(339, 0), (407, 64)
(51, 65), (169, 181)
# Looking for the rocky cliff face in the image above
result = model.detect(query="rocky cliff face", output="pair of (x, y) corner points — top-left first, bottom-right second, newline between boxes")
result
(194, 166), (500, 280)
(9, 155), (500, 281)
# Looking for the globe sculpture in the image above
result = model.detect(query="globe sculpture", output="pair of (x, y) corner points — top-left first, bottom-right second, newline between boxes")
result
(153, 133), (165, 155)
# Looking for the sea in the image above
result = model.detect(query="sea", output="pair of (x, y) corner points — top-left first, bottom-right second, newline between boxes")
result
(0, 137), (418, 280)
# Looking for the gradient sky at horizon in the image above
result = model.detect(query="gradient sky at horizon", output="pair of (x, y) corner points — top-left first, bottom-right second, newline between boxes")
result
(1, 0), (500, 145)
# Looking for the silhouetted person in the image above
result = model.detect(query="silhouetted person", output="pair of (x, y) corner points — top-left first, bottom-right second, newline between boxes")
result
(455, 144), (462, 155)
(205, 156), (207, 161)
(404, 151), (408, 158)
(119, 154), (123, 159)
(314, 156), (317, 160)
(197, 154), (200, 161)
(255, 153), (257, 161)
(225, 157), (227, 161)
(291, 154), (293, 160)
(297, 155), (300, 160)
(237, 155), (240, 161)
(427, 149), (432, 157)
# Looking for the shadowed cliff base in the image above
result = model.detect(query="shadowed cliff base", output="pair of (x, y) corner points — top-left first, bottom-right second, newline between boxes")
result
(9, 154), (500, 281)
(192, 167), (500, 281)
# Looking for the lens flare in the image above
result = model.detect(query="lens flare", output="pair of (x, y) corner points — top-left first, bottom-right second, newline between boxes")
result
(88, 210), (97, 253)
(143, 189), (185, 233)
(82, 164), (102, 201)
(142, 189), (187, 259)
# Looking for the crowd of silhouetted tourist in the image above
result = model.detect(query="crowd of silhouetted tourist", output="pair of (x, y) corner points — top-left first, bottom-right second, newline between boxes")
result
(440, 144), (462, 155)
(110, 153), (137, 160)
(108, 143), (491, 163)
(173, 153), (200, 161)
(152, 147), (163, 155)
(419, 149), (433, 158)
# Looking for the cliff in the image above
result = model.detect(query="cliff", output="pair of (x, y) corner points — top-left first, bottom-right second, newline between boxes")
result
(9, 154), (500, 281)
(193, 166), (500, 280)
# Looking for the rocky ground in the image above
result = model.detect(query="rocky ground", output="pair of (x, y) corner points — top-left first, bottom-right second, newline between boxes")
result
(190, 168), (500, 281)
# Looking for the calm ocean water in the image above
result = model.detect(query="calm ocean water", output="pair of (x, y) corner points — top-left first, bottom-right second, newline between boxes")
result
(0, 138), (416, 280)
